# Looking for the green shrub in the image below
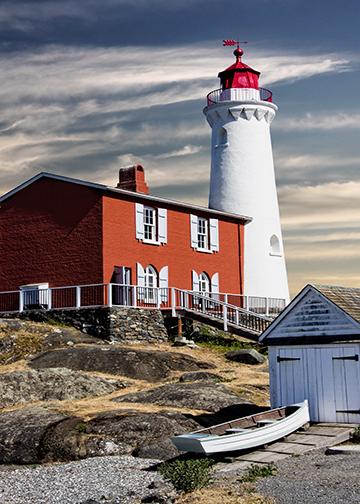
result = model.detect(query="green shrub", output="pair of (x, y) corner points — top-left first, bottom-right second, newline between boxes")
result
(351, 426), (360, 444)
(241, 463), (277, 483)
(158, 457), (214, 493)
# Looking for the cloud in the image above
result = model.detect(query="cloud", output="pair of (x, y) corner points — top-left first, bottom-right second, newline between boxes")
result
(279, 181), (360, 229)
(275, 112), (360, 131)
(151, 145), (204, 159)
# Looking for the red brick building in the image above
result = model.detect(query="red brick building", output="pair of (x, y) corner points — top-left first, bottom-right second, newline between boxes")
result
(0, 167), (250, 300)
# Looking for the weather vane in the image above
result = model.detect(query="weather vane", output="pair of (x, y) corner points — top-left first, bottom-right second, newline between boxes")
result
(222, 39), (248, 49)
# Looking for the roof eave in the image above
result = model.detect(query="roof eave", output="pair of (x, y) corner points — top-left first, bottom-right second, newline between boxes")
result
(0, 171), (252, 224)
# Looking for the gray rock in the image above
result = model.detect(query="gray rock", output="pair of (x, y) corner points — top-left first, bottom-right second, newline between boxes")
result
(0, 368), (125, 407)
(0, 407), (70, 464)
(114, 381), (251, 412)
(179, 371), (222, 382)
(225, 348), (266, 365)
(83, 410), (199, 460)
(29, 346), (214, 382)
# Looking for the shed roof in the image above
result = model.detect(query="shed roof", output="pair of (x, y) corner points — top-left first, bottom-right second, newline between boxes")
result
(259, 283), (360, 345)
(313, 284), (360, 323)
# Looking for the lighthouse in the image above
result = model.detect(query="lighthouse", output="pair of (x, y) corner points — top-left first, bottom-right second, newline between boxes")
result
(204, 46), (290, 303)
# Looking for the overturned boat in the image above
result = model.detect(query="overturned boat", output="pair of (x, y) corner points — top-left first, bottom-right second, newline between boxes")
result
(172, 400), (309, 454)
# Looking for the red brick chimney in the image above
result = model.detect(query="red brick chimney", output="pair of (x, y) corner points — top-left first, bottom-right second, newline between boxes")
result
(117, 165), (149, 194)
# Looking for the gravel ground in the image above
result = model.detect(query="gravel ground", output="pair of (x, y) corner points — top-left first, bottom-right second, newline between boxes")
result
(0, 456), (173, 504)
(256, 449), (360, 504)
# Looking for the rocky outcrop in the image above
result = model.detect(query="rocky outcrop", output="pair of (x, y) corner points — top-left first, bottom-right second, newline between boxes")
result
(0, 319), (102, 364)
(0, 368), (125, 408)
(29, 346), (214, 382)
(114, 381), (251, 412)
(82, 410), (199, 460)
(0, 407), (199, 463)
(179, 371), (222, 383)
(0, 407), (71, 464)
(225, 349), (266, 365)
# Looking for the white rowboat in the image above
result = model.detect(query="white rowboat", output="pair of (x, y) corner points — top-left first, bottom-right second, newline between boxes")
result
(172, 400), (310, 454)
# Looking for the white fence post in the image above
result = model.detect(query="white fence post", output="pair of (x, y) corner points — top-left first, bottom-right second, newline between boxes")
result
(265, 297), (269, 317)
(171, 288), (176, 317)
(107, 284), (113, 307)
(19, 290), (24, 313)
(156, 288), (161, 309)
(133, 286), (137, 308)
(223, 293), (228, 331)
(76, 286), (81, 309)
(47, 289), (52, 310)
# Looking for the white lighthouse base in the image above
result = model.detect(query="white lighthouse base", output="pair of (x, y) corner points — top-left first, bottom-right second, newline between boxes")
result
(204, 99), (290, 305)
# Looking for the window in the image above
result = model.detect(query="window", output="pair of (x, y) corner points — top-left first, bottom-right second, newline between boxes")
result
(217, 127), (228, 147)
(198, 272), (210, 295)
(270, 234), (281, 256)
(197, 217), (209, 250)
(190, 215), (219, 252)
(137, 263), (168, 304)
(135, 203), (167, 245)
(144, 206), (157, 242)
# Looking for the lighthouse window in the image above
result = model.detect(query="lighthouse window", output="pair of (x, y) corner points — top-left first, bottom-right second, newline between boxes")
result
(270, 234), (281, 256)
(197, 217), (209, 250)
(144, 206), (157, 242)
(217, 127), (228, 147)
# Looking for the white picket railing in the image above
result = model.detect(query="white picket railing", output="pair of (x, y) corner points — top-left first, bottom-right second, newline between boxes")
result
(172, 288), (272, 333)
(0, 283), (283, 334)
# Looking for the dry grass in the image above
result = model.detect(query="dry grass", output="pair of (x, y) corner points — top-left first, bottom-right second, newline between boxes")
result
(0, 337), (269, 417)
(175, 484), (275, 504)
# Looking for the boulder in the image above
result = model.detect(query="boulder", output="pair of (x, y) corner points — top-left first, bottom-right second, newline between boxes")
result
(29, 346), (214, 382)
(225, 349), (266, 365)
(0, 368), (125, 408)
(114, 381), (251, 412)
(0, 319), (102, 364)
(83, 410), (199, 460)
(179, 371), (222, 383)
(0, 407), (71, 464)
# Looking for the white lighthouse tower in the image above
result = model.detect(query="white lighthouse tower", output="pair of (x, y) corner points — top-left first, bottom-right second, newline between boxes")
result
(204, 46), (289, 303)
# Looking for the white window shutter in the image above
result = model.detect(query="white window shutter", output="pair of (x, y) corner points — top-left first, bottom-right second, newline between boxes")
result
(135, 203), (144, 240)
(211, 272), (219, 300)
(192, 270), (199, 292)
(158, 208), (167, 244)
(209, 219), (219, 252)
(190, 214), (198, 249)
(159, 265), (169, 302)
(137, 262), (145, 287)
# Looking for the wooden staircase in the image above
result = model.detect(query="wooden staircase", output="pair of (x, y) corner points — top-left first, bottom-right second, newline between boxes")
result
(170, 289), (273, 341)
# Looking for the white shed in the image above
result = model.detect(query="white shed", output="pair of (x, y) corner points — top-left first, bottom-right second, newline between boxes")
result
(259, 284), (360, 424)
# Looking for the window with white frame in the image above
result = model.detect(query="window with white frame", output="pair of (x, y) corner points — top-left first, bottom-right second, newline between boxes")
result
(135, 203), (167, 245)
(190, 215), (219, 252)
(198, 272), (210, 295)
(197, 217), (209, 250)
(144, 206), (157, 242)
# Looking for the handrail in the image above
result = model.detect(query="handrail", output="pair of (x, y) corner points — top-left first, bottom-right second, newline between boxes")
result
(207, 87), (273, 106)
(0, 283), (280, 335)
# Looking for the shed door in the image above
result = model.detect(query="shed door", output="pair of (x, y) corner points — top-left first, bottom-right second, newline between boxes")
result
(332, 347), (360, 423)
(277, 348), (308, 407)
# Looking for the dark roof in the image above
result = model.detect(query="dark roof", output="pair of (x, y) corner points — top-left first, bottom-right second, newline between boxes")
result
(313, 284), (360, 324)
(0, 172), (252, 224)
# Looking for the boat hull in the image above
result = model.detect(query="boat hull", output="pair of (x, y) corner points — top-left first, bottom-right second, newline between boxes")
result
(172, 400), (309, 455)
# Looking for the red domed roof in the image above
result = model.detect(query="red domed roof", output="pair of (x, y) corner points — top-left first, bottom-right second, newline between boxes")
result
(218, 47), (260, 90)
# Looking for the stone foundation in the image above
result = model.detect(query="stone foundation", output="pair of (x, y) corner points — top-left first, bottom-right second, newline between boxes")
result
(0, 307), (168, 343)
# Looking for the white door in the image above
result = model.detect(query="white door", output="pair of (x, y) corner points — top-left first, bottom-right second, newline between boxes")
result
(332, 347), (360, 423)
(277, 348), (308, 407)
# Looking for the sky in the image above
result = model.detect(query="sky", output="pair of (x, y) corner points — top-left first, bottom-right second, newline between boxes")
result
(0, 0), (359, 297)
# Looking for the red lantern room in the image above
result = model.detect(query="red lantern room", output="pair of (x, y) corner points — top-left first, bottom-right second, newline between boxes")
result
(218, 47), (260, 90)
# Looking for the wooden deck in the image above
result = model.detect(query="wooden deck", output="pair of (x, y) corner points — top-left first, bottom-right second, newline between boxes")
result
(216, 423), (357, 474)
